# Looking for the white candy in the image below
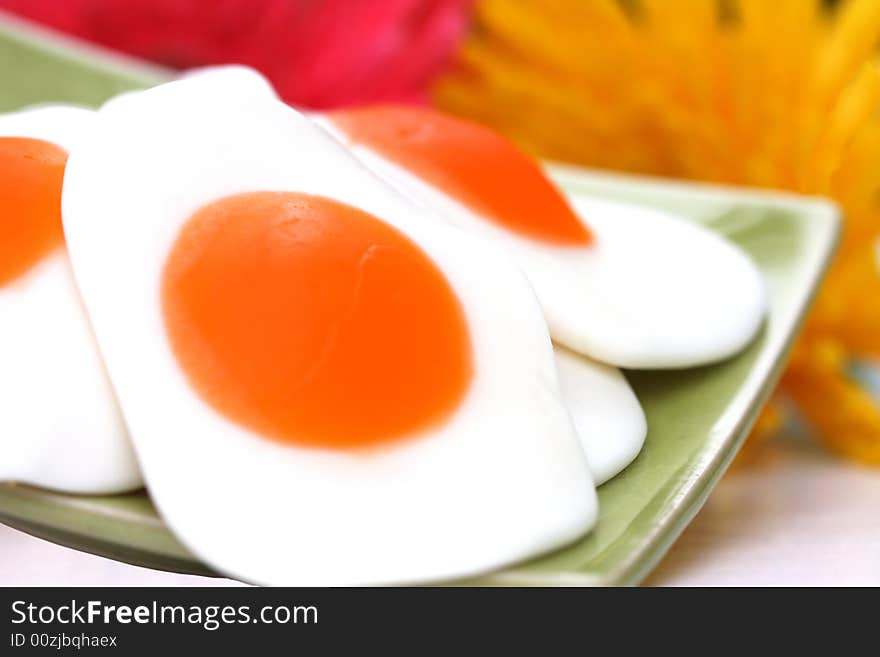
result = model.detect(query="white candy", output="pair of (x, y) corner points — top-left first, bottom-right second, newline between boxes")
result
(62, 69), (597, 585)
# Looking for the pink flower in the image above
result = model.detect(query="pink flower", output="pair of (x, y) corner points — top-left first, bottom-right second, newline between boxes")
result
(0, 0), (474, 108)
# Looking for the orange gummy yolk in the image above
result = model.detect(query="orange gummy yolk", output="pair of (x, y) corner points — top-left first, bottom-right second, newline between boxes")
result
(0, 137), (67, 286)
(329, 105), (592, 246)
(162, 192), (474, 449)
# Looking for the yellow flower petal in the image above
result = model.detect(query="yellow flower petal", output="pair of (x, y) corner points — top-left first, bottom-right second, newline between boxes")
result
(435, 0), (880, 464)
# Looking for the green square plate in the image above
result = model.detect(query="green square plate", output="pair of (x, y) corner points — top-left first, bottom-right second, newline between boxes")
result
(0, 15), (840, 585)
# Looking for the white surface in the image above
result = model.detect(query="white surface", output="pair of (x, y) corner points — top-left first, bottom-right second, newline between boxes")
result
(62, 71), (597, 585)
(2, 432), (877, 586)
(0, 526), (241, 587)
(646, 434), (880, 586)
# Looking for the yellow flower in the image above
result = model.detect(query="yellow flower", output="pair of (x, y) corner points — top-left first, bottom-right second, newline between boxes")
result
(434, 0), (880, 464)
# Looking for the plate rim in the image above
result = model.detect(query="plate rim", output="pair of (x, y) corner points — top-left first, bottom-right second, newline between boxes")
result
(480, 174), (841, 585)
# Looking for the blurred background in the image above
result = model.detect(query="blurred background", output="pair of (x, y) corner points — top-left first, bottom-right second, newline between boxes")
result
(0, 0), (878, 584)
